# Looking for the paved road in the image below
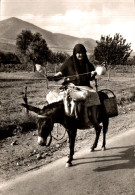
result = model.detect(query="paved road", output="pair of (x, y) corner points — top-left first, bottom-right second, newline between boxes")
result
(0, 128), (135, 195)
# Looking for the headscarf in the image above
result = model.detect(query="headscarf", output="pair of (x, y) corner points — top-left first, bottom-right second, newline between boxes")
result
(73, 44), (87, 56)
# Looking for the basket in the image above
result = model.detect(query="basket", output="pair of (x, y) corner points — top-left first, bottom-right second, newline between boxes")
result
(100, 89), (118, 118)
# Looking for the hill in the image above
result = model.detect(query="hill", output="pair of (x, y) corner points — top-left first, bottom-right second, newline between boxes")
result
(0, 17), (96, 54)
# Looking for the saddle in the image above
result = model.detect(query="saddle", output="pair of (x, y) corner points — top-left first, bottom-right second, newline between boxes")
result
(45, 86), (86, 118)
(63, 85), (101, 118)
(46, 85), (100, 120)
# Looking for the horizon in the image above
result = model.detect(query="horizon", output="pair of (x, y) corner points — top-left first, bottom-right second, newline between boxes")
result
(0, 0), (135, 51)
(1, 16), (135, 54)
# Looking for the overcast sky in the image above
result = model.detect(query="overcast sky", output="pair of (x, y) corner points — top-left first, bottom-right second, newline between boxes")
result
(1, 0), (135, 50)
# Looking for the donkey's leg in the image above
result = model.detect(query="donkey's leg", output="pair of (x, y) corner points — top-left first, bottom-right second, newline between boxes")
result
(101, 117), (109, 151)
(89, 106), (102, 152)
(90, 106), (102, 130)
(90, 126), (102, 152)
(66, 128), (77, 168)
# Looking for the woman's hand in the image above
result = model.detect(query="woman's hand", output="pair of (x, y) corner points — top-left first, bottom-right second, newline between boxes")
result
(53, 72), (63, 81)
(91, 71), (97, 77)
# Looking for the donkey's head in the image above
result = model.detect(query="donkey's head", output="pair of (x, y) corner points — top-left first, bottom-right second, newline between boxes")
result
(22, 102), (62, 146)
(37, 117), (53, 146)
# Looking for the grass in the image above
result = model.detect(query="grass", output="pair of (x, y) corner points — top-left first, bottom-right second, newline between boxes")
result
(0, 66), (135, 132)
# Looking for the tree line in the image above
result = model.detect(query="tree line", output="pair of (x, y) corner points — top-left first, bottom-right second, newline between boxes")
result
(0, 30), (135, 72)
(0, 51), (20, 64)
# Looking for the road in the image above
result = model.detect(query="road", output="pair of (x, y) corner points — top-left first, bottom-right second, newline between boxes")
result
(0, 128), (135, 195)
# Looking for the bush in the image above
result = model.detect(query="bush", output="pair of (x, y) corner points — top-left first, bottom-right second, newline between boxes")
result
(0, 63), (33, 72)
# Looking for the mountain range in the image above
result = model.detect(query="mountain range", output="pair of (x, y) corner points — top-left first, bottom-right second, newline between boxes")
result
(0, 17), (96, 54)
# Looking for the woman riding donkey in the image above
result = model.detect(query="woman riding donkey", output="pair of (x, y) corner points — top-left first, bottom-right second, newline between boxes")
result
(54, 43), (102, 131)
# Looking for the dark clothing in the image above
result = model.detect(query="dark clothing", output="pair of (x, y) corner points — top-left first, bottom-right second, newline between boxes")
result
(60, 55), (95, 86)
(59, 44), (100, 129)
(60, 43), (95, 86)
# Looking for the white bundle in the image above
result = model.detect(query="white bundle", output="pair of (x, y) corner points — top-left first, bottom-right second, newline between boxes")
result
(35, 64), (45, 73)
(95, 66), (106, 76)
(46, 91), (64, 104)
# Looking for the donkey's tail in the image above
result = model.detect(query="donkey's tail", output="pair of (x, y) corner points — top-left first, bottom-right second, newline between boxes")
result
(21, 103), (41, 114)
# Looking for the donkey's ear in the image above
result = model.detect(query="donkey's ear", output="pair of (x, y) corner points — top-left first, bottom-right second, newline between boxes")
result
(21, 103), (41, 114)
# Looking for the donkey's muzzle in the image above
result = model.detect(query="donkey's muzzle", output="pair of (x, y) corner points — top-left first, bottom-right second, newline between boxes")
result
(37, 136), (46, 146)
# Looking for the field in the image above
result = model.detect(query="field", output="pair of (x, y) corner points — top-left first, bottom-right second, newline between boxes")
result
(0, 66), (135, 182)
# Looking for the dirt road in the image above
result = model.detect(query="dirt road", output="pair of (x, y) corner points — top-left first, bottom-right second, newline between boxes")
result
(0, 128), (135, 195)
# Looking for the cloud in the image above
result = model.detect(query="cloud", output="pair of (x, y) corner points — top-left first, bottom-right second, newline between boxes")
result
(45, 9), (102, 34)
(1, 0), (135, 50)
(44, 6), (135, 49)
(19, 14), (45, 26)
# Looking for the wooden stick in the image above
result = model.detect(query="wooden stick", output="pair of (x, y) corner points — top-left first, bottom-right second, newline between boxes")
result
(23, 86), (29, 114)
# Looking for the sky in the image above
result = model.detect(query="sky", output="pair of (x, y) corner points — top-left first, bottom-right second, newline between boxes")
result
(0, 0), (135, 50)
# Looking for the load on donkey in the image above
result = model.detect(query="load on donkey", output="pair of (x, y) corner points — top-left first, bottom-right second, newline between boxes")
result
(22, 44), (118, 167)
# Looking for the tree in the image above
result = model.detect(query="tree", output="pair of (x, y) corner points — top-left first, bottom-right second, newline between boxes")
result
(0, 50), (20, 64)
(48, 51), (69, 72)
(16, 30), (33, 53)
(0, 50), (5, 64)
(5, 52), (20, 64)
(127, 56), (135, 65)
(94, 33), (132, 67)
(16, 30), (50, 71)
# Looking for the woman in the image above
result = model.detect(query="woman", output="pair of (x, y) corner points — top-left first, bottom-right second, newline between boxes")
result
(54, 44), (101, 130)
(54, 43), (96, 86)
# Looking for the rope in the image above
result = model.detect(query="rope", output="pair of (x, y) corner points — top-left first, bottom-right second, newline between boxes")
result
(53, 71), (92, 80)
(0, 71), (93, 81)
(51, 128), (67, 141)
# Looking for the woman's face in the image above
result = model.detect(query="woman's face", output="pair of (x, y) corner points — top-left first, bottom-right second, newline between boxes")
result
(76, 52), (84, 60)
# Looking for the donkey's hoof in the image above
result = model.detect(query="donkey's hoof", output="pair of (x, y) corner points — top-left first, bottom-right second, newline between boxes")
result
(65, 162), (72, 168)
(89, 148), (94, 152)
(101, 147), (106, 151)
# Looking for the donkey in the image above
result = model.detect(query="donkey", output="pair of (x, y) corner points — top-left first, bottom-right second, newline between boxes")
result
(22, 91), (109, 167)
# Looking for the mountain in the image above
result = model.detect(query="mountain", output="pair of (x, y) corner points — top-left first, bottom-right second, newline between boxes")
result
(0, 17), (96, 54)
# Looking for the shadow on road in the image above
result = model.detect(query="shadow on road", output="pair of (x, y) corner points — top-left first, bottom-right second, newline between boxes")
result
(72, 145), (135, 172)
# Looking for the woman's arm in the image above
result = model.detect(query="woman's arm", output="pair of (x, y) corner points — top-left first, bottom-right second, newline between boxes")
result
(53, 72), (63, 81)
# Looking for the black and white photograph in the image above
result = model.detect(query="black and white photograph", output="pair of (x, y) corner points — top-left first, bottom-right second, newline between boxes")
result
(0, 0), (135, 194)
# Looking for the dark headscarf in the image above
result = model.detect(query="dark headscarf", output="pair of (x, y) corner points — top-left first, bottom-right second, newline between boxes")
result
(60, 44), (95, 86)
(73, 44), (87, 56)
